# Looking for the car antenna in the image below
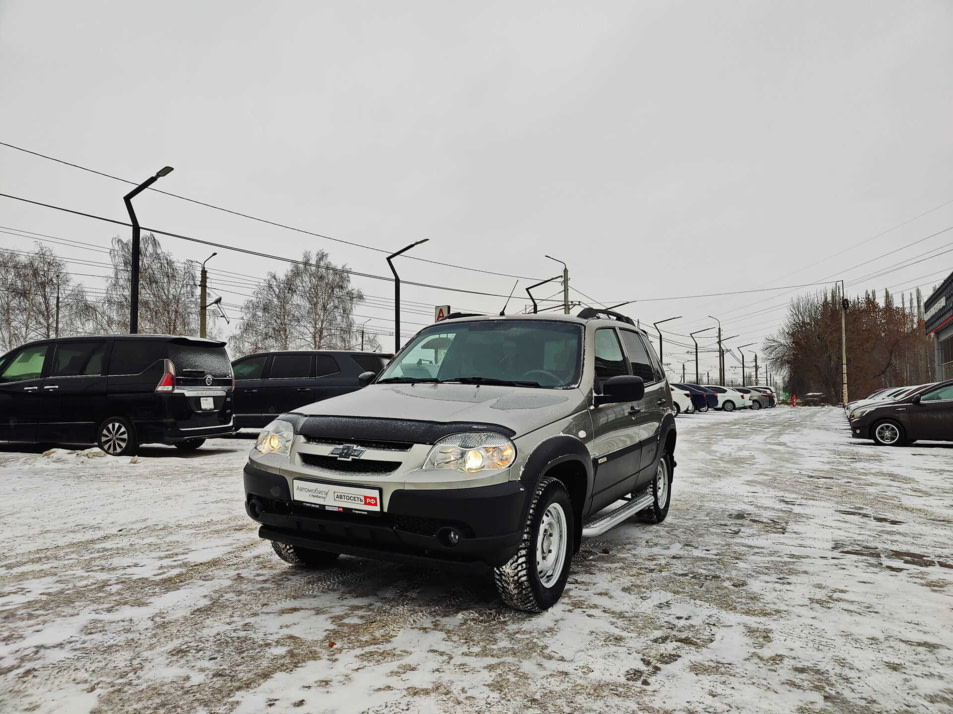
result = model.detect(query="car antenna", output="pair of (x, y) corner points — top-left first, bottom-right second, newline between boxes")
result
(499, 281), (519, 315)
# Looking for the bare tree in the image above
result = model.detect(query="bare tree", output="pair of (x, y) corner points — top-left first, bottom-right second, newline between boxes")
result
(231, 251), (364, 356)
(102, 234), (198, 335)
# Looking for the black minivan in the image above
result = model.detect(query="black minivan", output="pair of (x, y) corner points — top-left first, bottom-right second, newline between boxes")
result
(231, 350), (390, 428)
(0, 335), (235, 455)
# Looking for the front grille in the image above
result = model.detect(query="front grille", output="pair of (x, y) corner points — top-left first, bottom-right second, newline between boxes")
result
(303, 437), (413, 452)
(299, 453), (401, 474)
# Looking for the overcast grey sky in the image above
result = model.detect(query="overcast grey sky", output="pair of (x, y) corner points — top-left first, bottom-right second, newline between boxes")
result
(2, 0), (951, 379)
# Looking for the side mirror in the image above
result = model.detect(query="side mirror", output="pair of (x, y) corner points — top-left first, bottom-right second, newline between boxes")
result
(912, 394), (922, 405)
(595, 375), (645, 406)
(357, 371), (376, 388)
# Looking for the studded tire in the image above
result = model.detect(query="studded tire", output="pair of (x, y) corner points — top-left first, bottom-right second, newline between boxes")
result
(97, 416), (137, 456)
(271, 541), (340, 568)
(494, 477), (574, 612)
(641, 451), (673, 524)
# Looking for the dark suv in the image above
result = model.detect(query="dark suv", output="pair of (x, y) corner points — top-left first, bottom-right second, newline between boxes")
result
(243, 309), (677, 611)
(0, 335), (234, 455)
(231, 351), (391, 428)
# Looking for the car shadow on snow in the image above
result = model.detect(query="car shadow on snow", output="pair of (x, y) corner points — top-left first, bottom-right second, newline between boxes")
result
(0, 442), (243, 458)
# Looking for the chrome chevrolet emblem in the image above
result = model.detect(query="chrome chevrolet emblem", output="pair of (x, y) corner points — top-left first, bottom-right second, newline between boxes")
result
(205, 375), (213, 386)
(330, 444), (365, 461)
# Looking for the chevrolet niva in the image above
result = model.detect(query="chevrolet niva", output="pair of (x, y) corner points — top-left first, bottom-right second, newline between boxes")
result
(243, 309), (677, 611)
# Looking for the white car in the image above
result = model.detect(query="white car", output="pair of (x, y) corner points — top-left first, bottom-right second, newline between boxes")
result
(702, 385), (748, 411)
(669, 384), (694, 416)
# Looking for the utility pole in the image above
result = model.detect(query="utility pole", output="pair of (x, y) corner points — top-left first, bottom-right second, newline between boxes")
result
(199, 252), (217, 339)
(840, 280), (849, 405)
(749, 351), (759, 383)
(545, 255), (569, 314)
(709, 315), (722, 384)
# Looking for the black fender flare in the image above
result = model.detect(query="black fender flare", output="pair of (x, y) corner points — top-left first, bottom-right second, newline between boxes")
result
(658, 414), (677, 474)
(518, 434), (593, 551)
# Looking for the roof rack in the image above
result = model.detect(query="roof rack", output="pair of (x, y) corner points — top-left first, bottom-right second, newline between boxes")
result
(576, 307), (635, 325)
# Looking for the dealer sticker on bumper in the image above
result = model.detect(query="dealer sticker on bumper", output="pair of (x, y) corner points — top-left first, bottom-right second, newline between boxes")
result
(293, 480), (381, 512)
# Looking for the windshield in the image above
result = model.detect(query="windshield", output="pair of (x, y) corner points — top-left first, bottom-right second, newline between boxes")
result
(378, 320), (583, 388)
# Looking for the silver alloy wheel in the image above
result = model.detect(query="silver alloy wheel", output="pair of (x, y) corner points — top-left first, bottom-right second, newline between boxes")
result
(536, 502), (568, 588)
(656, 457), (670, 509)
(875, 422), (901, 445)
(100, 421), (128, 455)
(723, 400), (735, 412)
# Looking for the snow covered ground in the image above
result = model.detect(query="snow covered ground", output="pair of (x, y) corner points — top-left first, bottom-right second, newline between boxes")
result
(1, 406), (951, 713)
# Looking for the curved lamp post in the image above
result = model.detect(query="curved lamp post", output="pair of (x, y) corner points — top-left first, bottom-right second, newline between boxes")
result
(124, 166), (173, 333)
(386, 239), (429, 352)
(652, 315), (681, 367)
(689, 326), (715, 384)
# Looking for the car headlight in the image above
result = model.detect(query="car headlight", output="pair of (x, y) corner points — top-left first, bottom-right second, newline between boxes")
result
(423, 432), (516, 474)
(256, 419), (295, 456)
(850, 407), (870, 420)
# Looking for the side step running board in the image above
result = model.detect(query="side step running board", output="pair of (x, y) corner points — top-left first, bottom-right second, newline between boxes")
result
(581, 493), (654, 538)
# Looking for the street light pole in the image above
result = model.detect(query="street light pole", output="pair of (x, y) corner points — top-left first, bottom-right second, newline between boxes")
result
(708, 315), (722, 384)
(652, 316), (681, 367)
(199, 252), (217, 338)
(737, 342), (755, 386)
(689, 327), (715, 384)
(545, 255), (569, 314)
(360, 318), (371, 351)
(839, 279), (849, 405)
(386, 239), (429, 353)
(749, 350), (759, 383)
(124, 166), (173, 334)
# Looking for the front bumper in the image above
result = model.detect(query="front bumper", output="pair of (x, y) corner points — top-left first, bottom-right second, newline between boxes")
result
(244, 462), (527, 567)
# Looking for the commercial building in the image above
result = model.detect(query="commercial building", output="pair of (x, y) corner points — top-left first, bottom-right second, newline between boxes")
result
(924, 271), (953, 380)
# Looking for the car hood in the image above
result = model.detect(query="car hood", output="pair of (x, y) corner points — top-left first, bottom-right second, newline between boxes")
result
(291, 382), (589, 436)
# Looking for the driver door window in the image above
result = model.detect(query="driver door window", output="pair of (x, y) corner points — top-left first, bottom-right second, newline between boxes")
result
(594, 329), (628, 387)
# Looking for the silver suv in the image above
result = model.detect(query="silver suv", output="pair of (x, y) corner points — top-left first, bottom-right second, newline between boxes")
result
(243, 309), (677, 611)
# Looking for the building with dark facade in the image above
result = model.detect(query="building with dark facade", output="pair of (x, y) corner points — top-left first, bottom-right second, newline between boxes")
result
(924, 271), (953, 379)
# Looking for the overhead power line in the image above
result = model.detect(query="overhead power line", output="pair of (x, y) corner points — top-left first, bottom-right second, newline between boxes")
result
(0, 140), (544, 281)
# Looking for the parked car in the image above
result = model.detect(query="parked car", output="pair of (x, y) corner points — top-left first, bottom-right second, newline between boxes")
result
(702, 385), (747, 411)
(735, 387), (768, 409)
(0, 335), (234, 455)
(849, 379), (953, 446)
(749, 387), (776, 407)
(685, 384), (719, 410)
(231, 351), (391, 428)
(673, 383), (710, 412)
(243, 308), (677, 612)
(845, 385), (930, 419)
(669, 384), (694, 415)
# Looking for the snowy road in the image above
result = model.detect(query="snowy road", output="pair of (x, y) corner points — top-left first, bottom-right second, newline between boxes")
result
(1, 407), (951, 713)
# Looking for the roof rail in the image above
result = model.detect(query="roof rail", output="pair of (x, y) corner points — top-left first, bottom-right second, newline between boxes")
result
(576, 307), (635, 325)
(444, 312), (484, 320)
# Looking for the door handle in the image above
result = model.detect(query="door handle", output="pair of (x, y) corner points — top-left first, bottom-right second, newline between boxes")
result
(44, 385), (59, 390)
(247, 389), (258, 393)
(628, 406), (641, 416)
(23, 386), (38, 392)
(296, 388), (310, 392)
(656, 398), (666, 406)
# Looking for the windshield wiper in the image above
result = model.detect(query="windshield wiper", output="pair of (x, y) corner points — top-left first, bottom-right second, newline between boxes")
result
(377, 377), (439, 384)
(442, 376), (542, 387)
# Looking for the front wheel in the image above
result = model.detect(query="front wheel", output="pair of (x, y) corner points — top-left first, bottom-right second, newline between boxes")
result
(722, 400), (735, 412)
(872, 419), (905, 446)
(97, 416), (136, 456)
(174, 438), (206, 451)
(271, 541), (340, 568)
(494, 477), (574, 612)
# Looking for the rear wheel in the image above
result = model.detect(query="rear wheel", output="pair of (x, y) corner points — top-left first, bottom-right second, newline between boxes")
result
(174, 438), (206, 451)
(872, 419), (905, 446)
(641, 452), (673, 523)
(271, 541), (340, 568)
(97, 416), (136, 456)
(750, 400), (762, 410)
(494, 477), (574, 612)
(722, 400), (736, 412)
(673, 402), (681, 416)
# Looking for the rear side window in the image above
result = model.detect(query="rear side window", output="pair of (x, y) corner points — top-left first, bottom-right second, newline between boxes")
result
(0, 344), (48, 382)
(352, 353), (387, 374)
(53, 342), (106, 376)
(270, 354), (311, 379)
(233, 356), (267, 379)
(619, 330), (657, 383)
(169, 344), (231, 377)
(109, 341), (165, 375)
(314, 355), (340, 377)
(594, 329), (628, 381)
